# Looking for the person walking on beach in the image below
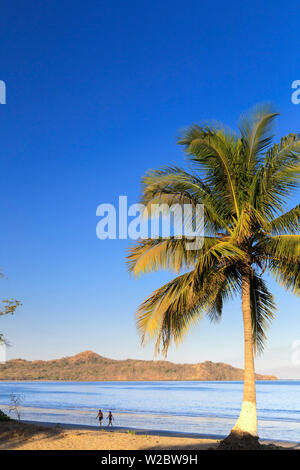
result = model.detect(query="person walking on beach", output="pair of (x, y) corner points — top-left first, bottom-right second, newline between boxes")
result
(96, 409), (103, 428)
(107, 411), (114, 427)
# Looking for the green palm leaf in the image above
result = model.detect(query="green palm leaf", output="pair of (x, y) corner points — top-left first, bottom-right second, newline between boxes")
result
(250, 273), (276, 355)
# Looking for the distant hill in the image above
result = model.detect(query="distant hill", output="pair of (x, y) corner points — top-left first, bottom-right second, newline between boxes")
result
(0, 350), (277, 381)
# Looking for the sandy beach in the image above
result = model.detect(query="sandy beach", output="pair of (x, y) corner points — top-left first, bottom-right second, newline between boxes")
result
(0, 421), (219, 450)
(0, 421), (298, 450)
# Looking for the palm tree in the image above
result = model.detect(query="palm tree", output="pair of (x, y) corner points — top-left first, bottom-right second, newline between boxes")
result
(127, 105), (300, 447)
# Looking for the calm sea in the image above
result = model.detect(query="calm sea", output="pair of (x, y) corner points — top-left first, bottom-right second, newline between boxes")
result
(0, 380), (299, 442)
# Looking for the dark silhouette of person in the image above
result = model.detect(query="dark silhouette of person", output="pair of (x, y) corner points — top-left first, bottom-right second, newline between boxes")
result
(96, 409), (103, 428)
(107, 411), (114, 427)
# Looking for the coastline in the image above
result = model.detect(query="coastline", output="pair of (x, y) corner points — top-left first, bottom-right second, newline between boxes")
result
(21, 420), (300, 445)
(1, 380), (300, 443)
(0, 420), (299, 450)
(23, 420), (226, 439)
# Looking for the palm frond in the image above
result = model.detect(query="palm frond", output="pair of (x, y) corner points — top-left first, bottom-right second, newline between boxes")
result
(206, 265), (241, 322)
(137, 265), (241, 356)
(178, 127), (240, 217)
(266, 204), (300, 235)
(195, 241), (246, 277)
(258, 134), (300, 217)
(250, 273), (276, 355)
(231, 202), (266, 244)
(270, 258), (300, 296)
(127, 236), (219, 276)
(261, 235), (300, 262)
(238, 104), (278, 170)
(136, 271), (201, 354)
(141, 166), (229, 233)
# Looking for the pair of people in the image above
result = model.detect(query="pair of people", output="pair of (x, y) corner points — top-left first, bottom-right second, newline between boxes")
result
(96, 409), (114, 428)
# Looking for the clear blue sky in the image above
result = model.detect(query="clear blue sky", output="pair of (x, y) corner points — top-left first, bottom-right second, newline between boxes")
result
(0, 0), (299, 378)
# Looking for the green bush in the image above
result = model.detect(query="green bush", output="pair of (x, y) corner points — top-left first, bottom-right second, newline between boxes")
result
(0, 409), (12, 421)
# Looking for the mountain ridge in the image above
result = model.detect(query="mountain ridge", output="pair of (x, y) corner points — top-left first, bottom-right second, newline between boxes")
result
(0, 350), (277, 381)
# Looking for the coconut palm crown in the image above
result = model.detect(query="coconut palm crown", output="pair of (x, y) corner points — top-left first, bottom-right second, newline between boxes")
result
(127, 105), (300, 441)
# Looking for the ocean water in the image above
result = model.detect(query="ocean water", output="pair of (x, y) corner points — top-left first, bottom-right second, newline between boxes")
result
(0, 380), (299, 442)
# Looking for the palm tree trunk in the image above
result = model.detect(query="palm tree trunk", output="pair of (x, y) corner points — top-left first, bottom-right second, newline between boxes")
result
(231, 269), (258, 436)
(218, 269), (259, 448)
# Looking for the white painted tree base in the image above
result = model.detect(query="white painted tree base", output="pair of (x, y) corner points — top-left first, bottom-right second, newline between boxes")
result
(232, 401), (258, 437)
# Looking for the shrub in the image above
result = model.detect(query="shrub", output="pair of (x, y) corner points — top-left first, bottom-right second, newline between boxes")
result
(0, 409), (12, 421)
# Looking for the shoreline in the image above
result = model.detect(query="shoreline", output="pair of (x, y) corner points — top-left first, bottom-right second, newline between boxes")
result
(22, 420), (299, 445)
(1, 381), (299, 445)
(1, 403), (299, 444)
(23, 419), (226, 440)
(0, 420), (299, 450)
